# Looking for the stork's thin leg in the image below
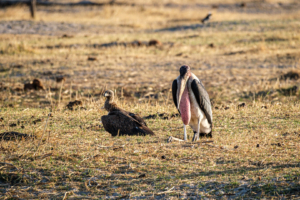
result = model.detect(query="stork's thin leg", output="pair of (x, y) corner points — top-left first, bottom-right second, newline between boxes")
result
(192, 131), (197, 142)
(184, 124), (187, 141)
(192, 119), (201, 142)
(197, 119), (201, 140)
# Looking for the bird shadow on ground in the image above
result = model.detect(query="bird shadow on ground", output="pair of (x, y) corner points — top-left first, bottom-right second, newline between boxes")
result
(154, 24), (205, 32)
(154, 23), (204, 32)
(153, 20), (270, 33)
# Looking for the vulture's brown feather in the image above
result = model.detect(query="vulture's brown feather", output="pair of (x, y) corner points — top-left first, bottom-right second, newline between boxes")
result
(101, 90), (154, 136)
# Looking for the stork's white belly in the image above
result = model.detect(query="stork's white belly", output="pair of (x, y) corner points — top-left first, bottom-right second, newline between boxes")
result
(188, 90), (210, 133)
(189, 92), (202, 126)
(190, 96), (201, 119)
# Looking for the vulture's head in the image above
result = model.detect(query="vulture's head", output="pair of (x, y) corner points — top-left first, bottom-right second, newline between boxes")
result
(104, 90), (114, 101)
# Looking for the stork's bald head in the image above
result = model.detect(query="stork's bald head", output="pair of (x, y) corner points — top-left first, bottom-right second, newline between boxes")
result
(180, 65), (191, 78)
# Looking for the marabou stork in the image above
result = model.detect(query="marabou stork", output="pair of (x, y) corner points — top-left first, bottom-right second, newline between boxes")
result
(172, 65), (212, 141)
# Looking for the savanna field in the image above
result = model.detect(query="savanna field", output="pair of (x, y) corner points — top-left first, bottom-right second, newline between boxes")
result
(0, 0), (300, 199)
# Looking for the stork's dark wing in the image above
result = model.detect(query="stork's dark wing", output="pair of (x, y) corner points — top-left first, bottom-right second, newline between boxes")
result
(172, 79), (180, 114)
(191, 79), (212, 125)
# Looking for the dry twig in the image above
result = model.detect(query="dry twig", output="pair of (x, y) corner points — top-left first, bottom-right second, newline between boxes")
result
(156, 186), (175, 195)
(168, 136), (184, 143)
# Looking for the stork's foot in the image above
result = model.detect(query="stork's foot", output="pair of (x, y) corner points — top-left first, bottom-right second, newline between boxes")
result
(200, 132), (212, 138)
(192, 132), (199, 142)
(192, 136), (198, 142)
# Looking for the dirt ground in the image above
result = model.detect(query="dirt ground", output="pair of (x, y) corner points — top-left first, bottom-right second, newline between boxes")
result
(0, 0), (300, 199)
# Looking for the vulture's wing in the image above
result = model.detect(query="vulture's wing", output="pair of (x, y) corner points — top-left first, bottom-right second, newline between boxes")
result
(128, 112), (147, 126)
(108, 111), (154, 135)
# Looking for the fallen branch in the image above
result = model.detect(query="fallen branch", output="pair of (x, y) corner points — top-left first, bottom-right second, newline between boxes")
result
(201, 140), (214, 143)
(98, 145), (113, 148)
(62, 191), (74, 200)
(168, 136), (214, 143)
(205, 144), (217, 147)
(168, 136), (184, 143)
(156, 186), (175, 195)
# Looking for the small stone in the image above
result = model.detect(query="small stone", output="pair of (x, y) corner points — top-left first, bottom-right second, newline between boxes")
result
(138, 173), (146, 178)
(277, 143), (282, 147)
(148, 39), (161, 46)
(216, 190), (224, 195)
(24, 79), (45, 91)
(56, 76), (66, 83)
(13, 64), (24, 69)
(88, 56), (97, 61)
(240, 2), (246, 7)
(61, 34), (73, 38)
(9, 123), (17, 127)
(66, 100), (82, 110)
(33, 119), (42, 124)
(238, 103), (246, 108)
(208, 43), (214, 48)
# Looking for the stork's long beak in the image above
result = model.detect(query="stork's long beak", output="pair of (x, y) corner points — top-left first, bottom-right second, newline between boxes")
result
(177, 75), (189, 110)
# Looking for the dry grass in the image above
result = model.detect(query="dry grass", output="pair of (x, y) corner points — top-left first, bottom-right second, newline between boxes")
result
(0, 101), (299, 199)
(0, 0), (300, 199)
